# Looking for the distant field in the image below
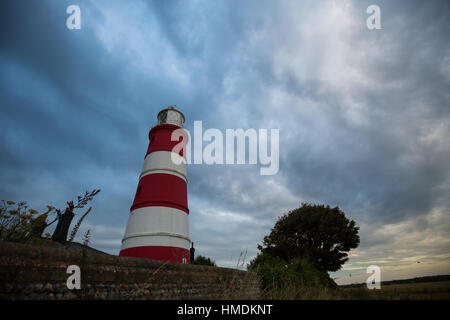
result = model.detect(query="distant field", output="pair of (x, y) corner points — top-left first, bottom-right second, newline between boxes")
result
(340, 281), (450, 300)
(261, 280), (450, 299)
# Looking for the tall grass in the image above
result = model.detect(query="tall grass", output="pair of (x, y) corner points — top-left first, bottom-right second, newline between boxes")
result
(260, 281), (450, 300)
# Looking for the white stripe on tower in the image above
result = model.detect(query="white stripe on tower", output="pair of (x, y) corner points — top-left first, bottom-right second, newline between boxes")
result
(140, 150), (187, 182)
(121, 206), (190, 250)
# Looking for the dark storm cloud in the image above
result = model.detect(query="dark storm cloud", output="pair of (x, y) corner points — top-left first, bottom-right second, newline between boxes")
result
(1, 0), (449, 277)
(0, 0), (140, 171)
(179, 0), (450, 224)
(0, 0), (157, 240)
(276, 0), (450, 224)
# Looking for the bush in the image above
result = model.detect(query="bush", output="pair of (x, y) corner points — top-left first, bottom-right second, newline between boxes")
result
(0, 200), (54, 244)
(248, 252), (336, 296)
(192, 255), (217, 266)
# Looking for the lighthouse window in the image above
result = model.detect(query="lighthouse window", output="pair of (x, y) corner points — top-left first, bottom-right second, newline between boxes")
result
(136, 186), (142, 197)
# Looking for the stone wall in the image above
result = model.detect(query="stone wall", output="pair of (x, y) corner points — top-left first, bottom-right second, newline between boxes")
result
(0, 241), (260, 300)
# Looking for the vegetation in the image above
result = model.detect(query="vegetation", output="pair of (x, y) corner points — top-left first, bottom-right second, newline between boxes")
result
(248, 252), (335, 292)
(82, 229), (91, 246)
(247, 203), (447, 300)
(52, 189), (100, 244)
(250, 280), (449, 300)
(0, 200), (54, 244)
(258, 203), (359, 273)
(301, 281), (450, 300)
(343, 280), (450, 300)
(248, 203), (360, 298)
(0, 189), (100, 246)
(66, 207), (92, 248)
(192, 255), (217, 267)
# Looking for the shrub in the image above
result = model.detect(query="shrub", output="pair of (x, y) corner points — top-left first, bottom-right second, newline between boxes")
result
(192, 255), (217, 266)
(248, 252), (336, 295)
(0, 200), (54, 243)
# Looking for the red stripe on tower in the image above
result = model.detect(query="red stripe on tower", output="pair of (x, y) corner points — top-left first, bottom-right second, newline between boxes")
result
(131, 173), (189, 213)
(119, 106), (191, 264)
(119, 246), (190, 263)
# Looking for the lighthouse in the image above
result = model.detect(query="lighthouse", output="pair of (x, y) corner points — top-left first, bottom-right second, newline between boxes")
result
(119, 106), (190, 263)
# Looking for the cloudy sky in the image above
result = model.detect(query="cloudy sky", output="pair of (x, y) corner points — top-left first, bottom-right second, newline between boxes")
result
(1, 0), (449, 285)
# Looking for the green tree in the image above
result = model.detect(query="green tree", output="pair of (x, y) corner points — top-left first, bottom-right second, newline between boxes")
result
(192, 255), (217, 266)
(258, 203), (359, 272)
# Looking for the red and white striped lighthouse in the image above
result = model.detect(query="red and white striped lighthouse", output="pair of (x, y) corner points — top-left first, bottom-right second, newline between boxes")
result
(119, 106), (190, 263)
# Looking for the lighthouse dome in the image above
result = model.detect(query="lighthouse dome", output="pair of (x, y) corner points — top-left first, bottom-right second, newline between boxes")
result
(157, 106), (185, 127)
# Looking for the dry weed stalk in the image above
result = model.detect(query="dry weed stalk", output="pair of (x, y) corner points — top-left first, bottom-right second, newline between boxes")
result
(65, 206), (92, 249)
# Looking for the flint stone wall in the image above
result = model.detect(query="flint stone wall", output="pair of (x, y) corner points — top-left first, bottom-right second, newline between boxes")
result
(0, 241), (259, 300)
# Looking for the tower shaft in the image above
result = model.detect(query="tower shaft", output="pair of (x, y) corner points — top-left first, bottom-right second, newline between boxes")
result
(120, 107), (190, 263)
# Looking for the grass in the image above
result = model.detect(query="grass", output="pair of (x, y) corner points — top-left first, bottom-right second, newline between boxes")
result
(261, 281), (450, 300)
(339, 281), (450, 300)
